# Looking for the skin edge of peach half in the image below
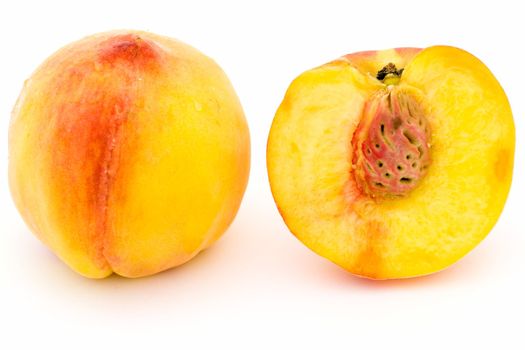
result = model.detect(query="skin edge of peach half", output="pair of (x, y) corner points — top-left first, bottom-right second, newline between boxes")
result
(267, 46), (514, 279)
(8, 31), (250, 278)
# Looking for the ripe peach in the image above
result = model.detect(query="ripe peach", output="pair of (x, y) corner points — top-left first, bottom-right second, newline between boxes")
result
(267, 47), (514, 279)
(9, 31), (250, 278)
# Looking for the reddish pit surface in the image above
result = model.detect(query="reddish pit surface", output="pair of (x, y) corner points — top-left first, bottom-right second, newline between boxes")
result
(352, 89), (431, 198)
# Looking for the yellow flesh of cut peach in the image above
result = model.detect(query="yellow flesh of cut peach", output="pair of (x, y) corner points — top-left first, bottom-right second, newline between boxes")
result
(267, 46), (514, 279)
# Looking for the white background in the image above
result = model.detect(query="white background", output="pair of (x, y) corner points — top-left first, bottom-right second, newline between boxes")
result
(1, 0), (524, 348)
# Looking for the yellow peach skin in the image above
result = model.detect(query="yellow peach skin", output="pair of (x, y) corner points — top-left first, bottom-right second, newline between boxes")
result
(267, 47), (514, 279)
(9, 31), (250, 278)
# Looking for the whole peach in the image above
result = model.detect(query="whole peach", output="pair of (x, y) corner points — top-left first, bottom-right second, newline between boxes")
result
(9, 31), (250, 278)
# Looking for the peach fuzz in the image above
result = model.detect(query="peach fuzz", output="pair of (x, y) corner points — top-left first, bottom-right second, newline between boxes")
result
(9, 31), (250, 278)
(267, 46), (514, 279)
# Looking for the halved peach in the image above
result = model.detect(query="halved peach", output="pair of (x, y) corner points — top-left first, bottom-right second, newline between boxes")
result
(267, 47), (514, 279)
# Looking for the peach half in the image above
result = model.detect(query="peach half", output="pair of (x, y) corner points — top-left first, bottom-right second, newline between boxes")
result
(9, 31), (250, 278)
(267, 46), (514, 279)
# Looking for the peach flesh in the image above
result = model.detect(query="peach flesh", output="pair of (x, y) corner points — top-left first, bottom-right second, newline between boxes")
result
(267, 46), (514, 279)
